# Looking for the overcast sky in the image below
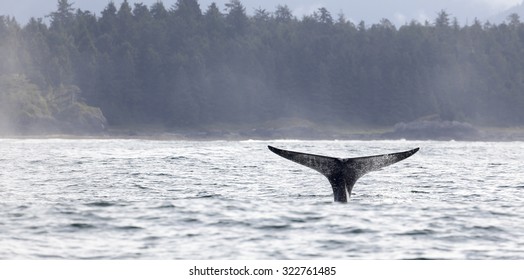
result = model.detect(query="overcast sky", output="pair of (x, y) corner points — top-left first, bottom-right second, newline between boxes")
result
(1, 0), (522, 26)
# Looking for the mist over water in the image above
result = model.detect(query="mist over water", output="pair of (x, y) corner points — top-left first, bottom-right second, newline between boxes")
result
(0, 139), (523, 259)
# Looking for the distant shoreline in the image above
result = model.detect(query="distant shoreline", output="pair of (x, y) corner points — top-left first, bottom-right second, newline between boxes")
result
(3, 125), (524, 142)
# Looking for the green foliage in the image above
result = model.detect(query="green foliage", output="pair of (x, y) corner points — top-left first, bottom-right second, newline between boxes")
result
(3, 0), (524, 133)
(0, 74), (52, 123)
(0, 74), (106, 134)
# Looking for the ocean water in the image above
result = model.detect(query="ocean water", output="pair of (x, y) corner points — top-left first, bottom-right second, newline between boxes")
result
(0, 139), (523, 259)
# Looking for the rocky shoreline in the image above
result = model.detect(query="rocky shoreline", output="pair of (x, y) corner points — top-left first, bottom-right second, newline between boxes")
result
(3, 121), (524, 142)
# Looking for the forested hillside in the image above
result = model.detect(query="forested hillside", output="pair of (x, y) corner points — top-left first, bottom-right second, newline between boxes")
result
(2, 0), (524, 136)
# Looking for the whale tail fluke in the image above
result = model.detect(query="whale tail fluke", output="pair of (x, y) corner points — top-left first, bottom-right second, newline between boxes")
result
(347, 147), (420, 178)
(268, 145), (419, 202)
(267, 145), (340, 177)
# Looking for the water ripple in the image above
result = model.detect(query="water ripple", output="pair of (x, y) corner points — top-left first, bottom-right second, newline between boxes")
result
(1, 139), (524, 259)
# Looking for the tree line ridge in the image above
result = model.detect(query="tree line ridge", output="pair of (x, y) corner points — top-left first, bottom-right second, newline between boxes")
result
(1, 0), (524, 138)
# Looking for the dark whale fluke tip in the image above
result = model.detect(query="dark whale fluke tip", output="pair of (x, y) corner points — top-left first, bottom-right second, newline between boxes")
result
(268, 145), (419, 202)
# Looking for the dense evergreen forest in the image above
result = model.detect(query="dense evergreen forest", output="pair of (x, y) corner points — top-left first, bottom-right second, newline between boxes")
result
(2, 0), (524, 136)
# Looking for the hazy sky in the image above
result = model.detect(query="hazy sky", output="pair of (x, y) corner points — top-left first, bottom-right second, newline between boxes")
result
(0, 0), (522, 25)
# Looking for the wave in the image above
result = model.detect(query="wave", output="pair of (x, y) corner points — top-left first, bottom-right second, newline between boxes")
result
(85, 201), (116, 207)
(397, 229), (436, 236)
(69, 223), (96, 229)
(115, 225), (143, 231)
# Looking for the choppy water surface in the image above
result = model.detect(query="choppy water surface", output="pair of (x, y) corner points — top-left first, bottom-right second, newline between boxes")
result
(0, 139), (523, 259)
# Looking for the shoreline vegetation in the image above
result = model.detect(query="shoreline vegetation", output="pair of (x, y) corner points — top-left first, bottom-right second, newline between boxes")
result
(3, 0), (524, 140)
(2, 119), (524, 142)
